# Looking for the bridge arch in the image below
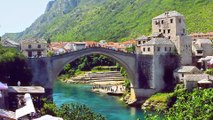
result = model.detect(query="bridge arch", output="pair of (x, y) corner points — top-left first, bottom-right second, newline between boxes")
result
(28, 47), (179, 99)
(50, 47), (138, 88)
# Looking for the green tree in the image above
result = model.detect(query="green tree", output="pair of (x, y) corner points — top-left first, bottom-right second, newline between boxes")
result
(47, 50), (55, 57)
(0, 45), (32, 85)
(42, 102), (105, 120)
(145, 88), (213, 120)
(47, 38), (51, 44)
(126, 45), (136, 53)
(57, 104), (105, 120)
(205, 68), (213, 75)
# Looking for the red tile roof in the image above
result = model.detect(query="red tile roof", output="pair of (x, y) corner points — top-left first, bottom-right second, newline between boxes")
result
(122, 40), (136, 45)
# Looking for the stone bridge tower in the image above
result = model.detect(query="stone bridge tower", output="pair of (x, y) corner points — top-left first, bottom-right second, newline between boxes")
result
(152, 11), (192, 65)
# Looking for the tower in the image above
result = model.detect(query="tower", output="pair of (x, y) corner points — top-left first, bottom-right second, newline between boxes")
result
(152, 11), (192, 65)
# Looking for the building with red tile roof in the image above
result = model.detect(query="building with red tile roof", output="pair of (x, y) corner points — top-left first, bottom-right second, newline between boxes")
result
(190, 32), (213, 40)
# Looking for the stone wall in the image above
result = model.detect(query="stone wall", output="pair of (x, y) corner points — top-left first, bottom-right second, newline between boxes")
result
(137, 55), (153, 88)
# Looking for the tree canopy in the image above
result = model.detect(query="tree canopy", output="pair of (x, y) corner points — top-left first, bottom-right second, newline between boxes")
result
(0, 46), (32, 85)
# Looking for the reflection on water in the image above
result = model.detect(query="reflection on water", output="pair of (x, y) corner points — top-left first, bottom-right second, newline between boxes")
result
(130, 107), (136, 116)
(53, 81), (146, 120)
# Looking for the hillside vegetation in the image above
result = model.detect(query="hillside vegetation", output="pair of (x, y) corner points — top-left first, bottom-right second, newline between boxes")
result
(145, 88), (213, 120)
(3, 0), (213, 42)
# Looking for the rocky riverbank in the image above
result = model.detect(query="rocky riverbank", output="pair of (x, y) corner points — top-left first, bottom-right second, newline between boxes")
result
(141, 93), (174, 111)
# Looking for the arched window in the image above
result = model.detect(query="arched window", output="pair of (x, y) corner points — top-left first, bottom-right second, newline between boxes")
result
(170, 19), (173, 23)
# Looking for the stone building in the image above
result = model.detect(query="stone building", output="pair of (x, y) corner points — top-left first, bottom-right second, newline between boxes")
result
(0, 39), (20, 50)
(184, 74), (213, 90)
(141, 37), (175, 55)
(72, 42), (86, 51)
(20, 39), (48, 58)
(135, 35), (149, 54)
(152, 11), (192, 65)
(173, 66), (202, 82)
(192, 39), (213, 57)
(190, 32), (213, 40)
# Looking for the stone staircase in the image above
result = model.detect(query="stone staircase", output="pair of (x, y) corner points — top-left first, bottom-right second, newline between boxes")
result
(70, 71), (124, 83)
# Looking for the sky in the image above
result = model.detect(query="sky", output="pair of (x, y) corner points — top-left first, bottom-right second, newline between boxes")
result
(0, 0), (51, 36)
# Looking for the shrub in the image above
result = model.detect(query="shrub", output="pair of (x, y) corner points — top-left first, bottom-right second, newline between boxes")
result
(145, 88), (213, 120)
(205, 68), (213, 75)
(41, 102), (106, 120)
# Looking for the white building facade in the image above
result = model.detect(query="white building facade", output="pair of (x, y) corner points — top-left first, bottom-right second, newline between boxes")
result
(20, 39), (48, 58)
(141, 37), (175, 55)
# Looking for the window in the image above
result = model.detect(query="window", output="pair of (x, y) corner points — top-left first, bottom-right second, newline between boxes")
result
(179, 18), (181, 23)
(197, 50), (203, 54)
(157, 47), (160, 51)
(28, 45), (32, 49)
(169, 47), (172, 51)
(159, 29), (161, 32)
(168, 29), (171, 33)
(148, 47), (150, 51)
(37, 51), (42, 57)
(182, 73), (184, 77)
(161, 20), (164, 24)
(38, 44), (41, 48)
(165, 47), (167, 51)
(168, 36), (171, 39)
(163, 30), (166, 34)
(183, 29), (185, 34)
(170, 19), (173, 23)
(143, 48), (145, 52)
(138, 41), (141, 45)
(28, 51), (32, 57)
(143, 41), (146, 44)
(155, 21), (158, 25)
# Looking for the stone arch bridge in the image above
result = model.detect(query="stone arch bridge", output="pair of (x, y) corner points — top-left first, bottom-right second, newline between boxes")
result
(27, 47), (179, 99)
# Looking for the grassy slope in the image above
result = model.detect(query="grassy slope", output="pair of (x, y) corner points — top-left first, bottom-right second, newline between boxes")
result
(3, 0), (213, 42)
(49, 0), (213, 41)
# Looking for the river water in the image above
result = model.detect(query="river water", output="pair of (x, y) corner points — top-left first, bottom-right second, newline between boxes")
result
(53, 81), (146, 120)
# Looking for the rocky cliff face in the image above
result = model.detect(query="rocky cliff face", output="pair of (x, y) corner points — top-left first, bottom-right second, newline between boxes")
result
(45, 0), (81, 14)
(3, 0), (106, 40)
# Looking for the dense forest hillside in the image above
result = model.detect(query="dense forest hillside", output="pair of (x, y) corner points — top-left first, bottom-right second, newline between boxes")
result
(3, 0), (213, 42)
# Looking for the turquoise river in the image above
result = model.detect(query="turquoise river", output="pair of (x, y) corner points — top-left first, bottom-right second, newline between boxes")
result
(53, 81), (146, 120)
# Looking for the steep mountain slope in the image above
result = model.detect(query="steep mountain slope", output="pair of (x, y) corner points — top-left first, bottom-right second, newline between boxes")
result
(3, 0), (213, 42)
